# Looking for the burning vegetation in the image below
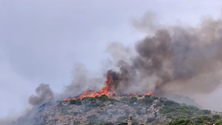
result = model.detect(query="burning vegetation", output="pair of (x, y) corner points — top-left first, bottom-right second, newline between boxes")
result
(5, 9), (222, 125)
(64, 70), (153, 102)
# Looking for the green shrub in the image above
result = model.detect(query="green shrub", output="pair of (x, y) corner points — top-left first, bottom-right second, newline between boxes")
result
(215, 121), (222, 125)
(103, 122), (114, 125)
(109, 98), (115, 104)
(117, 115), (128, 123)
(199, 110), (211, 115)
(156, 102), (162, 107)
(213, 115), (221, 119)
(146, 118), (156, 123)
(165, 118), (193, 125)
(86, 97), (96, 103)
(194, 117), (204, 124)
(87, 114), (98, 122)
(145, 95), (151, 98)
(141, 97), (153, 105)
(151, 96), (158, 100)
(130, 96), (138, 103)
(162, 100), (178, 106)
(99, 95), (109, 101)
(132, 119), (139, 125)
(202, 116), (212, 121)
(136, 109), (142, 115)
(101, 111), (108, 115)
(69, 100), (76, 104)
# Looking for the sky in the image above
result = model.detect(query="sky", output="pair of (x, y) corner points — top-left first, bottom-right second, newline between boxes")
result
(1, 0), (222, 119)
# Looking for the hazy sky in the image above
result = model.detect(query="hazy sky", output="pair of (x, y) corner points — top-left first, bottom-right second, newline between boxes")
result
(1, 0), (222, 119)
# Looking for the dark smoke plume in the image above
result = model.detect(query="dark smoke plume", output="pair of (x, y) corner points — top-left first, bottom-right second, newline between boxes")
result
(29, 83), (54, 106)
(3, 11), (222, 125)
(107, 14), (222, 96)
(0, 83), (54, 125)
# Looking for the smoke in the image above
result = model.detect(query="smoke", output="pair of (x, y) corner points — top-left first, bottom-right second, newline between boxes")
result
(106, 13), (222, 96)
(0, 83), (54, 125)
(60, 63), (106, 98)
(132, 12), (164, 34)
(2, 10), (222, 125)
(29, 83), (54, 106)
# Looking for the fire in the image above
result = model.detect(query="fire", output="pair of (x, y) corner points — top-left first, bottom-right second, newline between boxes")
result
(143, 91), (153, 96)
(63, 74), (153, 102)
(65, 74), (113, 101)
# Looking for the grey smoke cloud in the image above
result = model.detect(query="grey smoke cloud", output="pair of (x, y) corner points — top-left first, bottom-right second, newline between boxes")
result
(60, 63), (106, 98)
(29, 83), (54, 106)
(2, 1), (222, 124)
(107, 14), (222, 96)
(0, 84), (54, 125)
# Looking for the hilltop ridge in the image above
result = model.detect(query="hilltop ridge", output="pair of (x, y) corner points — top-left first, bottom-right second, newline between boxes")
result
(12, 95), (222, 125)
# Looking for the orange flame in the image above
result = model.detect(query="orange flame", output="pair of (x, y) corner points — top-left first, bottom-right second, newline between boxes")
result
(143, 91), (153, 96)
(64, 74), (113, 101)
(63, 74), (153, 102)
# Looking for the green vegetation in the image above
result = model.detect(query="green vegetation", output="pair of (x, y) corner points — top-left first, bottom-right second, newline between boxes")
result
(87, 114), (105, 125)
(98, 95), (110, 101)
(138, 95), (154, 106)
(146, 118), (156, 123)
(130, 96), (138, 103)
(132, 118), (139, 125)
(39, 95), (222, 125)
(159, 99), (202, 119)
(102, 122), (114, 125)
(165, 115), (222, 125)
(69, 99), (82, 105)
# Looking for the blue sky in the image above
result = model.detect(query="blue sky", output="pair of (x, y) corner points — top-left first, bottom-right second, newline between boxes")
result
(1, 0), (222, 119)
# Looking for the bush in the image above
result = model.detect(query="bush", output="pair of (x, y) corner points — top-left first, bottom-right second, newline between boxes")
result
(146, 118), (156, 123)
(132, 119), (139, 125)
(87, 114), (98, 122)
(136, 109), (142, 115)
(156, 102), (162, 107)
(99, 95), (109, 101)
(165, 118), (193, 125)
(69, 100), (75, 104)
(199, 110), (211, 115)
(103, 122), (114, 125)
(193, 117), (204, 124)
(213, 115), (221, 119)
(141, 97), (153, 105)
(130, 96), (138, 103)
(84, 97), (96, 103)
(215, 121), (222, 125)
(100, 110), (108, 115)
(202, 116), (212, 121)
(109, 98), (115, 104)
(151, 96), (158, 100)
(145, 95), (151, 98)
(162, 100), (178, 106)
(70, 99), (81, 105)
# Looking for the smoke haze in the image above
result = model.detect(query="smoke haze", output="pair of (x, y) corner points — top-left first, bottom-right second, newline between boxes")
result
(29, 83), (54, 106)
(105, 13), (222, 97)
(2, 6), (222, 125)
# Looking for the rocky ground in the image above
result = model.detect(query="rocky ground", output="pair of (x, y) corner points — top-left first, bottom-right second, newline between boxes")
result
(17, 95), (222, 125)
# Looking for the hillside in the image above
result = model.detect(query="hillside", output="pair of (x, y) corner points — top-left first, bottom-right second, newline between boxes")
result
(13, 95), (219, 125)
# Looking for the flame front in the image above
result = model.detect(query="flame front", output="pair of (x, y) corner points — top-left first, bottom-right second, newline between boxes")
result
(143, 91), (153, 96)
(64, 74), (153, 102)
(65, 74), (113, 101)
